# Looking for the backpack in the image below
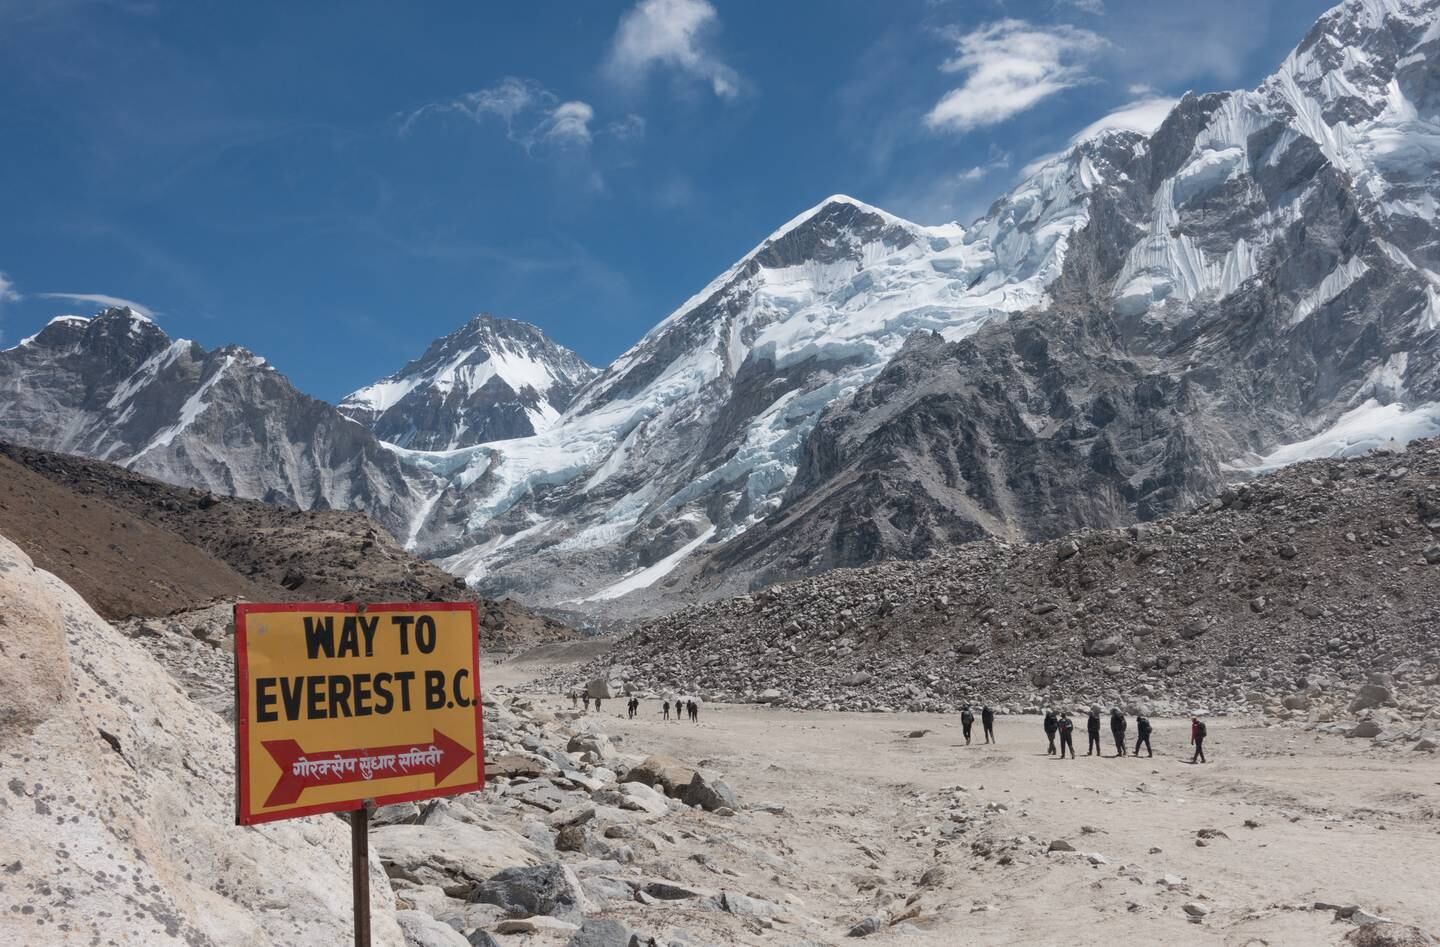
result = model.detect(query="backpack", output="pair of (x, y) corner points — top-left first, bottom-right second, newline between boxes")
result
(1196, 721), (1207, 739)
(1059, 718), (1073, 734)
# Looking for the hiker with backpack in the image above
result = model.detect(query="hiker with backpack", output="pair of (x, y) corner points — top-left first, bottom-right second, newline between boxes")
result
(1134, 713), (1153, 758)
(1043, 710), (1058, 755)
(1086, 708), (1103, 756)
(1191, 716), (1207, 763)
(960, 705), (975, 745)
(981, 706), (996, 744)
(1110, 708), (1128, 757)
(1057, 712), (1076, 759)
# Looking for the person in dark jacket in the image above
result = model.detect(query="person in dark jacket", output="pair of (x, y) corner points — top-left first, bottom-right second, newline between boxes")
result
(1086, 708), (1102, 756)
(674, 699), (684, 721)
(1043, 711), (1059, 755)
(1191, 716), (1207, 763)
(1110, 708), (1127, 756)
(1134, 714), (1153, 758)
(981, 706), (996, 743)
(583, 695), (591, 713)
(662, 700), (670, 721)
(960, 705), (975, 744)
(1058, 713), (1076, 758)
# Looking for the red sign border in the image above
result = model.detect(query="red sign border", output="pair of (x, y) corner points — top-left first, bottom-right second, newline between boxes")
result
(234, 601), (484, 826)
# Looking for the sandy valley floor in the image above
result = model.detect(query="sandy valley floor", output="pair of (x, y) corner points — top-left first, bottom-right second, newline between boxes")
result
(488, 653), (1440, 946)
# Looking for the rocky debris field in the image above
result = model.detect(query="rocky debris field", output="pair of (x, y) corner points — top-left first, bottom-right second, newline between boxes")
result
(554, 438), (1440, 740)
(0, 441), (572, 648)
(5, 525), (1438, 945)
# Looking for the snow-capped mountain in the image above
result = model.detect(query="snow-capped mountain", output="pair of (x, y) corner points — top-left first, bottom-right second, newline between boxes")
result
(407, 141), (1134, 604)
(2, 0), (1435, 618)
(0, 307), (441, 535)
(339, 314), (595, 450)
(405, 0), (1440, 610)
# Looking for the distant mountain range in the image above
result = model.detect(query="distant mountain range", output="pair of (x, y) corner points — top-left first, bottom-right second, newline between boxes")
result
(3, 0), (1438, 615)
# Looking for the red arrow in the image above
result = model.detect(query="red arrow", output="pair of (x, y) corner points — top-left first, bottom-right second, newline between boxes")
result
(261, 729), (474, 808)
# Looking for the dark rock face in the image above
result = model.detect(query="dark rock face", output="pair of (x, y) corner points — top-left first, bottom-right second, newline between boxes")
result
(0, 308), (439, 539)
(339, 314), (595, 450)
(671, 3), (1440, 597)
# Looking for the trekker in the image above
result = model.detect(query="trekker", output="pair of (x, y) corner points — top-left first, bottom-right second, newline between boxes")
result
(583, 695), (591, 713)
(1110, 708), (1127, 756)
(1058, 713), (1076, 759)
(688, 700), (698, 723)
(1191, 716), (1207, 763)
(961, 705), (975, 744)
(571, 691), (578, 709)
(674, 699), (684, 721)
(1086, 708), (1102, 756)
(595, 697), (603, 713)
(1134, 714), (1153, 758)
(1043, 711), (1058, 755)
(981, 706), (996, 744)
(662, 701), (670, 721)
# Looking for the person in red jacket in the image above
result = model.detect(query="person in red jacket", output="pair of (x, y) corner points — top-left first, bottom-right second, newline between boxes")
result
(1190, 716), (1207, 763)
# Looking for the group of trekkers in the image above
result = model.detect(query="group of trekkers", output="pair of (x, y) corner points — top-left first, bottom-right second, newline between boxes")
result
(1038, 707), (1208, 763)
(661, 698), (700, 723)
(570, 691), (700, 723)
(957, 705), (998, 744)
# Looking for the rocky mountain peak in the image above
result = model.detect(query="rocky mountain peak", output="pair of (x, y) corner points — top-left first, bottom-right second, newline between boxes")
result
(338, 312), (596, 451)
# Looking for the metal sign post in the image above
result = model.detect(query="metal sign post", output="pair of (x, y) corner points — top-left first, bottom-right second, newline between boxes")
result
(352, 801), (372, 947)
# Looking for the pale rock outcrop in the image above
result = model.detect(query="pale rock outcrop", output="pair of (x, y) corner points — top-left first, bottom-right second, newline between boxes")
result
(0, 533), (404, 946)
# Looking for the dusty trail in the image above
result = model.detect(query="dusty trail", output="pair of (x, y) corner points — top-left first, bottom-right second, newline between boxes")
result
(490, 655), (1440, 945)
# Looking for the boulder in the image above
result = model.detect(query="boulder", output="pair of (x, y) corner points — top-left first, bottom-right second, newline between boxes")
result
(468, 863), (589, 924)
(585, 677), (621, 699)
(1347, 719), (1384, 739)
(1350, 684), (1394, 712)
(758, 688), (784, 703)
(566, 732), (616, 759)
(681, 771), (739, 812)
(565, 918), (651, 947)
(395, 910), (471, 947)
(624, 755), (698, 797)
(375, 822), (539, 890)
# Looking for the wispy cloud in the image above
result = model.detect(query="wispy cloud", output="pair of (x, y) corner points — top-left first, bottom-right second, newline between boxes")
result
(1069, 95), (1177, 142)
(1018, 94), (1179, 178)
(1056, 0), (1105, 14)
(37, 291), (155, 318)
(925, 20), (1106, 133)
(399, 77), (610, 151)
(604, 0), (741, 100)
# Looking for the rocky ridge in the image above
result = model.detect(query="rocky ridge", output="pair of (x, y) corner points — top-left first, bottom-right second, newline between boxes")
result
(557, 437), (1440, 739)
(0, 441), (572, 648)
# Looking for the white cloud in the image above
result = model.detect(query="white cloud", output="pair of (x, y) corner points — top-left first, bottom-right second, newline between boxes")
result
(400, 77), (597, 151)
(1068, 95), (1177, 142)
(1057, 0), (1105, 14)
(1018, 95), (1179, 178)
(37, 292), (155, 318)
(605, 114), (647, 141)
(605, 0), (740, 100)
(542, 101), (595, 146)
(925, 20), (1106, 133)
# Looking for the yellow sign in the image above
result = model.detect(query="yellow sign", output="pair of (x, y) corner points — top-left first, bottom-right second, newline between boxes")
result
(234, 602), (484, 825)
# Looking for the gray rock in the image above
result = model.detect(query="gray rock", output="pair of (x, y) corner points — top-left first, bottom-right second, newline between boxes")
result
(1048, 839), (1075, 853)
(1083, 634), (1125, 657)
(395, 910), (471, 947)
(1183, 901), (1212, 918)
(468, 863), (589, 924)
(565, 918), (650, 947)
(848, 915), (886, 937)
(681, 772), (739, 812)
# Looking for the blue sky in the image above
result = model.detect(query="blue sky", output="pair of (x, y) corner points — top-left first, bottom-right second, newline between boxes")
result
(0, 0), (1335, 401)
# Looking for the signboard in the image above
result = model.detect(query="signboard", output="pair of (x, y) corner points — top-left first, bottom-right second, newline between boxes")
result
(234, 602), (484, 825)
